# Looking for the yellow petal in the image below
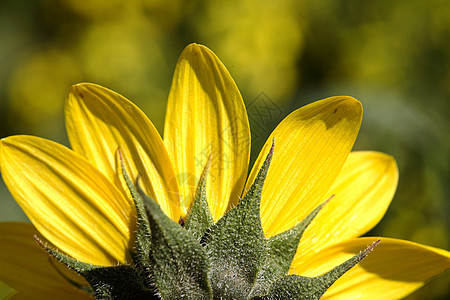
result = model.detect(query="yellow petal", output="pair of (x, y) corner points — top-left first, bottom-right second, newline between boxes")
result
(65, 83), (181, 221)
(164, 44), (250, 220)
(298, 151), (398, 258)
(0, 222), (91, 300)
(290, 237), (450, 300)
(0, 136), (135, 266)
(247, 96), (362, 235)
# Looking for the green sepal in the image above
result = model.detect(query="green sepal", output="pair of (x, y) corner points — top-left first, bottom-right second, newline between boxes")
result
(251, 240), (381, 300)
(34, 236), (156, 299)
(0, 280), (17, 300)
(251, 275), (323, 300)
(137, 185), (212, 300)
(80, 266), (157, 300)
(118, 149), (152, 283)
(203, 141), (274, 299)
(250, 197), (331, 297)
(185, 159), (214, 241)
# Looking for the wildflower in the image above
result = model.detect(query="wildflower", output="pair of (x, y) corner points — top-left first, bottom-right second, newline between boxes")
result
(0, 44), (448, 299)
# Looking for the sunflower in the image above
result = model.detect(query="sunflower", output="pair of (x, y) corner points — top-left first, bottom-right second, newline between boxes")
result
(0, 44), (448, 299)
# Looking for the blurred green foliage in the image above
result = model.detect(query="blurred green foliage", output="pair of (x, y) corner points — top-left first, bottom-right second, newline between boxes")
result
(0, 0), (448, 298)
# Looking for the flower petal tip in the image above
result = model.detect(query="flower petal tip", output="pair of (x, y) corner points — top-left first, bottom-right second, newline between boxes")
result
(184, 43), (208, 52)
(181, 43), (216, 61)
(380, 153), (398, 169)
(185, 42), (200, 48)
(0, 136), (23, 150)
(68, 83), (108, 102)
(333, 96), (363, 117)
(68, 84), (86, 101)
(182, 43), (201, 56)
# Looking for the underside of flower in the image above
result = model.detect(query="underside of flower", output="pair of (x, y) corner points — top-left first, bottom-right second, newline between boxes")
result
(35, 141), (379, 300)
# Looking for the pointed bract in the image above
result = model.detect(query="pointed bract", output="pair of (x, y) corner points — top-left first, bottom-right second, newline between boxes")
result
(256, 241), (380, 300)
(36, 236), (155, 300)
(292, 237), (450, 299)
(204, 142), (273, 298)
(185, 159), (215, 241)
(0, 281), (16, 300)
(138, 187), (212, 300)
(117, 150), (152, 281)
(251, 198), (330, 297)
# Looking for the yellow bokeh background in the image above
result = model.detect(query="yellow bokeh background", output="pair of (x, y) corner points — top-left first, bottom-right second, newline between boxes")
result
(0, 1), (448, 298)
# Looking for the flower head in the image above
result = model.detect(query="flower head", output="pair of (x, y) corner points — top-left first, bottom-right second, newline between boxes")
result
(0, 44), (449, 299)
